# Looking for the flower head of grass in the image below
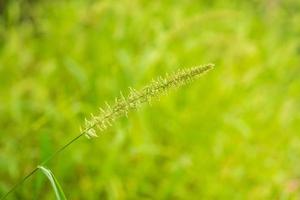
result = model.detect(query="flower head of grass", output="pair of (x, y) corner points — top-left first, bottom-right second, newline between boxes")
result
(83, 64), (214, 139)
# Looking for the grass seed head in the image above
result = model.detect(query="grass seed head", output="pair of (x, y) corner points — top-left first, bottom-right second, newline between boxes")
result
(83, 64), (214, 139)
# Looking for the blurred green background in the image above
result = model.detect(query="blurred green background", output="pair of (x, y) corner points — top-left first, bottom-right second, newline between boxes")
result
(1, 0), (300, 199)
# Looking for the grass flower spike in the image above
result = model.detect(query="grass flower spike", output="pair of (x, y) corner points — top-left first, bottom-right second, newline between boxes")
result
(83, 64), (214, 139)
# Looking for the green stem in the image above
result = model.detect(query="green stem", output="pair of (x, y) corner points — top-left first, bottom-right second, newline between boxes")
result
(0, 132), (85, 200)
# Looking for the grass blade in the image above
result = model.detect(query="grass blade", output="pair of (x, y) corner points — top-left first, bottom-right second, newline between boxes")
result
(37, 166), (67, 200)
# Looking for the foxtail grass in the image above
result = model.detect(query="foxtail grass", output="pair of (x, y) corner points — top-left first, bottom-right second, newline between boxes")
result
(1, 64), (214, 200)
(83, 64), (214, 138)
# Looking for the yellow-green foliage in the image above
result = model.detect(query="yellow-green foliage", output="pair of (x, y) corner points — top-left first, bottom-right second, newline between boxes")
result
(0, 0), (300, 199)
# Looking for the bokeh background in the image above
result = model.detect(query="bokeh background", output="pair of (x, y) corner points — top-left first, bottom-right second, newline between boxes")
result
(1, 0), (300, 199)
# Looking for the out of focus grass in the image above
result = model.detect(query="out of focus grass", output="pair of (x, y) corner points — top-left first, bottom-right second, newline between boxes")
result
(1, 0), (300, 199)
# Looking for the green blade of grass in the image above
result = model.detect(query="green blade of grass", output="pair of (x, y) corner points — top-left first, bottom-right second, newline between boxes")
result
(37, 166), (67, 200)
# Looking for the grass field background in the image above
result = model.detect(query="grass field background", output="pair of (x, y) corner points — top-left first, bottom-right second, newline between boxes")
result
(1, 0), (300, 199)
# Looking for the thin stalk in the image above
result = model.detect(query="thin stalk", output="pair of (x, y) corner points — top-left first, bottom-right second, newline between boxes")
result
(0, 132), (86, 200)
